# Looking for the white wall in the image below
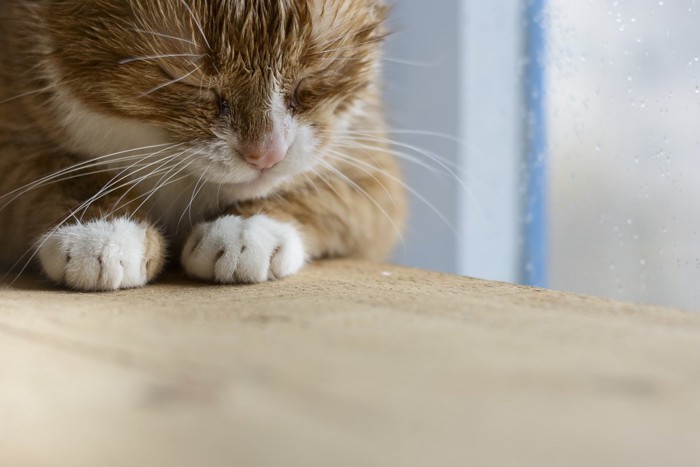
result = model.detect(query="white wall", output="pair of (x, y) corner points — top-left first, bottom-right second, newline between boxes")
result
(385, 0), (526, 284)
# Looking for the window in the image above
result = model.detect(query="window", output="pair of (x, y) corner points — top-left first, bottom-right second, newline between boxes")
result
(387, 0), (698, 309)
(549, 1), (700, 309)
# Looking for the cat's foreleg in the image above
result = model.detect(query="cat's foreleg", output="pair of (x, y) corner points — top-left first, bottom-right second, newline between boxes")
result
(0, 155), (166, 291)
(37, 217), (165, 291)
(181, 154), (405, 284)
(181, 214), (305, 284)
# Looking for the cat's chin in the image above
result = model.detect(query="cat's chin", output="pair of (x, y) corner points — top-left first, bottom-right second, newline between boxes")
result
(216, 172), (292, 202)
(198, 159), (315, 202)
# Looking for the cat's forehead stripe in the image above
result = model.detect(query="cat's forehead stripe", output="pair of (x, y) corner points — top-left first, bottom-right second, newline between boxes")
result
(148, 1), (384, 66)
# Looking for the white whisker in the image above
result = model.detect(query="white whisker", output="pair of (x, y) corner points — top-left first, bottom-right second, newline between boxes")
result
(0, 144), (180, 212)
(77, 150), (189, 222)
(125, 150), (203, 220)
(326, 151), (455, 235)
(325, 149), (400, 211)
(0, 79), (76, 105)
(176, 161), (211, 233)
(101, 149), (193, 219)
(318, 159), (405, 244)
(334, 133), (484, 214)
(333, 141), (447, 177)
(129, 27), (197, 46)
(119, 53), (205, 65)
(178, 0), (212, 51)
(335, 132), (462, 171)
(382, 56), (444, 67)
(139, 65), (202, 97)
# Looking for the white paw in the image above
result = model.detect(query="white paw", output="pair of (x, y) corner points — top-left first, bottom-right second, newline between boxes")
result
(37, 218), (165, 291)
(182, 215), (306, 284)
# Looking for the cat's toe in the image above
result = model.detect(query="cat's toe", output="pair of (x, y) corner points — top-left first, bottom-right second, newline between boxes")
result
(182, 214), (306, 284)
(37, 218), (165, 291)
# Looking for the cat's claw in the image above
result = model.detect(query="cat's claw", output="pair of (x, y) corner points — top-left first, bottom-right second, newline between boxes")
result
(37, 218), (165, 291)
(182, 214), (306, 284)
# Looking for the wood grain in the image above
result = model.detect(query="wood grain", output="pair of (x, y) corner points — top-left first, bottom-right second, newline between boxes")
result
(1, 260), (700, 467)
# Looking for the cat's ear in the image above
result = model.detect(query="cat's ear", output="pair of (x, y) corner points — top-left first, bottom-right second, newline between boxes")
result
(367, 0), (391, 40)
(368, 0), (391, 22)
(308, 0), (390, 44)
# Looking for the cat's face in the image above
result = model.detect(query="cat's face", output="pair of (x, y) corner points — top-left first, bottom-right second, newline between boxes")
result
(45, 0), (387, 198)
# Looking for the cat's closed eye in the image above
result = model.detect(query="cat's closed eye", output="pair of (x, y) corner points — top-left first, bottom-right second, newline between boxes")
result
(217, 96), (231, 119)
(289, 79), (308, 113)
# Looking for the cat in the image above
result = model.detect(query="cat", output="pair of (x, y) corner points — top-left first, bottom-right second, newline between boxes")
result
(0, 0), (406, 291)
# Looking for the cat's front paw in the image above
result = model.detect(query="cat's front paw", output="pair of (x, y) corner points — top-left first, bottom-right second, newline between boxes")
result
(182, 215), (306, 284)
(37, 218), (165, 291)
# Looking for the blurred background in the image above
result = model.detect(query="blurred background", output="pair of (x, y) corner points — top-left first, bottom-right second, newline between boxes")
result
(384, 0), (700, 311)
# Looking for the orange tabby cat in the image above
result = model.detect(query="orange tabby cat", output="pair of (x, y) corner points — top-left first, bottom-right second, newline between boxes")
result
(0, 0), (405, 291)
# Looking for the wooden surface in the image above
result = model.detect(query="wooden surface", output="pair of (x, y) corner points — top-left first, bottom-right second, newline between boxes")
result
(2, 260), (700, 467)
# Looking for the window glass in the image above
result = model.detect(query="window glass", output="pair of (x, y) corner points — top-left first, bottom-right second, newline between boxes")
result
(548, 1), (700, 309)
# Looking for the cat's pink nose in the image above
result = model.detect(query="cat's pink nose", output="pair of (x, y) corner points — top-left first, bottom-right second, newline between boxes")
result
(241, 137), (288, 170)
